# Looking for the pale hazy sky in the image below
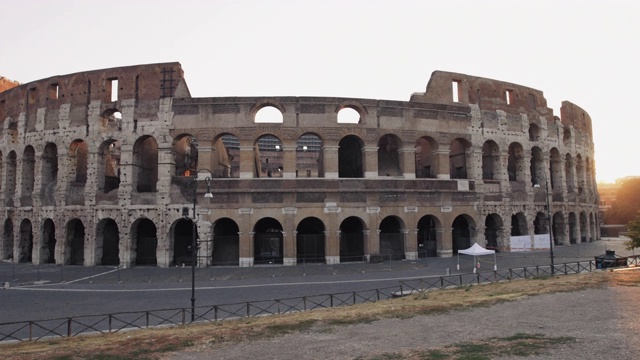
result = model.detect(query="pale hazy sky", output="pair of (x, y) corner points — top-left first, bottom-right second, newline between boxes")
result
(2, 0), (638, 183)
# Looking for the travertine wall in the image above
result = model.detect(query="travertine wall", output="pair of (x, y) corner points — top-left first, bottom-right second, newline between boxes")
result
(0, 63), (599, 267)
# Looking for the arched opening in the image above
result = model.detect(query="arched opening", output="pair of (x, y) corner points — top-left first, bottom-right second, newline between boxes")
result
(576, 154), (585, 194)
(562, 126), (571, 147)
(212, 218), (239, 266)
(41, 143), (58, 206)
(415, 136), (437, 179)
(173, 134), (198, 176)
(533, 212), (549, 235)
(580, 212), (588, 243)
(3, 219), (13, 260)
(133, 136), (158, 192)
(550, 148), (562, 191)
(18, 219), (33, 263)
(21, 146), (35, 207)
(296, 217), (326, 264)
(338, 135), (364, 178)
(528, 123), (541, 141)
(530, 146), (544, 186)
(340, 216), (365, 262)
(134, 219), (158, 266)
(507, 142), (525, 182)
(378, 134), (402, 176)
(97, 219), (120, 266)
(585, 157), (594, 193)
(379, 216), (405, 260)
(41, 219), (56, 264)
(101, 108), (122, 131)
(97, 140), (121, 194)
(296, 133), (323, 178)
(511, 213), (528, 236)
(254, 218), (283, 264)
(69, 140), (88, 184)
(213, 134), (240, 178)
(568, 212), (578, 244)
(255, 134), (284, 178)
(65, 219), (85, 265)
(452, 215), (474, 253)
(417, 215), (440, 258)
(449, 138), (470, 179)
(565, 154), (575, 193)
(482, 141), (500, 180)
(4, 152), (16, 207)
(552, 212), (565, 245)
(255, 105), (283, 123)
(337, 107), (361, 124)
(485, 214), (503, 250)
(172, 218), (195, 266)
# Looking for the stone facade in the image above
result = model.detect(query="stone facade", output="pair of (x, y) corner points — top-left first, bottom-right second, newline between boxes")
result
(0, 63), (599, 267)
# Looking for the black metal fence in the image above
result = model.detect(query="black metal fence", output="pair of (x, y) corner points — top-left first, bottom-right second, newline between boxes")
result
(1, 255), (639, 343)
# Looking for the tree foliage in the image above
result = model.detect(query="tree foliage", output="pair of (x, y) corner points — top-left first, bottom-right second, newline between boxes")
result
(605, 178), (640, 224)
(625, 212), (640, 250)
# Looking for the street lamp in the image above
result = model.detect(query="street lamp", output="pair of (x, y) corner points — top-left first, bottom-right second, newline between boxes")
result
(534, 171), (555, 275)
(183, 170), (213, 322)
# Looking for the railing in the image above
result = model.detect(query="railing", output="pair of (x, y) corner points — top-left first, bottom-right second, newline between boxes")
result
(1, 255), (638, 343)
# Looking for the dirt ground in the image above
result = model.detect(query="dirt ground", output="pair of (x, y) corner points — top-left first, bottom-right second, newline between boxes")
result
(166, 281), (640, 359)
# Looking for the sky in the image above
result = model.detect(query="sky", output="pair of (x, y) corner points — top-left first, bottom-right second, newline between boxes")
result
(1, 0), (638, 183)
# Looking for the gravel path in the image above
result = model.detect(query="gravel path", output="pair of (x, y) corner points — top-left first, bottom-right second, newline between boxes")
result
(166, 285), (640, 359)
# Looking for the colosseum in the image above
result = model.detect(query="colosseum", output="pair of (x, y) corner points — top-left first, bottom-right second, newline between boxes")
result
(0, 62), (599, 267)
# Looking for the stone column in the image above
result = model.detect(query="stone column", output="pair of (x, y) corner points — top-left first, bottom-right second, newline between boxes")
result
(468, 147), (482, 181)
(281, 142), (297, 179)
(283, 206), (297, 265)
(238, 207), (254, 266)
(323, 145), (340, 179)
(404, 229), (417, 260)
(400, 147), (416, 179)
(197, 140), (214, 174)
(325, 230), (339, 264)
(239, 145), (255, 179)
(363, 146), (379, 178)
(434, 149), (451, 179)
(438, 227), (453, 257)
(362, 229), (372, 262)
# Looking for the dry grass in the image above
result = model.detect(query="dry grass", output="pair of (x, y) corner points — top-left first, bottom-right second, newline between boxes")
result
(1, 269), (638, 360)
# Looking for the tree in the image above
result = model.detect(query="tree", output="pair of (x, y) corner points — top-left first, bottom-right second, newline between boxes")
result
(624, 211), (640, 251)
(605, 178), (640, 224)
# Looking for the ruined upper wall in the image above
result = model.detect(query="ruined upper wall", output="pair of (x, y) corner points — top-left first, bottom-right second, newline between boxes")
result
(411, 70), (552, 116)
(0, 76), (19, 93)
(560, 101), (593, 136)
(410, 70), (594, 136)
(0, 62), (189, 122)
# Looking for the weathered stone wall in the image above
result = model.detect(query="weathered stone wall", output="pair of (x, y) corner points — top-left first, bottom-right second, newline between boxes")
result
(0, 64), (599, 267)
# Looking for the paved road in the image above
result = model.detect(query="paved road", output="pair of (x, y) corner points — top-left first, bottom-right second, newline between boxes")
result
(0, 238), (633, 324)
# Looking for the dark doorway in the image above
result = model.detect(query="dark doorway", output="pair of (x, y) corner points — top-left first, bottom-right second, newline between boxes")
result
(340, 217), (365, 262)
(296, 217), (325, 264)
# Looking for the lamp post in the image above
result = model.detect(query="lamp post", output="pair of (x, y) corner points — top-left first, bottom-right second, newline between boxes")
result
(183, 171), (213, 322)
(534, 171), (554, 275)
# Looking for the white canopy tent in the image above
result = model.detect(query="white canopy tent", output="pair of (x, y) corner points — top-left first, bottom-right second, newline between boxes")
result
(457, 243), (497, 273)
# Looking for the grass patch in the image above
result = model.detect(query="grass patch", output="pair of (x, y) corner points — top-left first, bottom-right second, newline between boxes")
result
(366, 333), (577, 359)
(264, 319), (317, 335)
(1, 270), (633, 360)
